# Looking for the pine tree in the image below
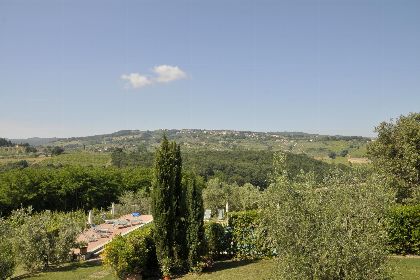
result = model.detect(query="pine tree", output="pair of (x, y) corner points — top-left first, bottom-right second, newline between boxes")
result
(185, 172), (206, 271)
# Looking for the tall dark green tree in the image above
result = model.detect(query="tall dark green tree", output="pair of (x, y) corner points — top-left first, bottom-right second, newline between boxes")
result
(152, 136), (186, 276)
(111, 148), (125, 168)
(184, 172), (206, 271)
(172, 143), (188, 271)
(152, 136), (176, 275)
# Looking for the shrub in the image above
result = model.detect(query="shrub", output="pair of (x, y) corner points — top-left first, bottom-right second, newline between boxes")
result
(102, 224), (158, 279)
(0, 218), (15, 280)
(228, 210), (274, 259)
(387, 204), (420, 254)
(10, 208), (85, 272)
(0, 241), (14, 280)
(204, 222), (231, 260)
(263, 166), (393, 280)
(51, 146), (64, 156)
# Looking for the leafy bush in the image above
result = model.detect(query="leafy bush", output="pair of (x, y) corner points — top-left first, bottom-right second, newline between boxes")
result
(388, 204), (420, 254)
(228, 210), (274, 259)
(51, 146), (65, 156)
(0, 241), (14, 280)
(9, 208), (85, 272)
(102, 224), (158, 279)
(367, 112), (420, 202)
(204, 222), (231, 260)
(0, 218), (15, 280)
(204, 212), (275, 261)
(263, 154), (393, 280)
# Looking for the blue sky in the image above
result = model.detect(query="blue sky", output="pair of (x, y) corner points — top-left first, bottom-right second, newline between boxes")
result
(1, 0), (419, 138)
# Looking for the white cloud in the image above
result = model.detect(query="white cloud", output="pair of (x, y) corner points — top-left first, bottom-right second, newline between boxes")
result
(121, 65), (187, 89)
(121, 73), (152, 89)
(153, 65), (187, 83)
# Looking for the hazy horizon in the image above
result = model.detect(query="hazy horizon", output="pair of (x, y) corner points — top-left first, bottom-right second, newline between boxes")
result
(6, 127), (376, 141)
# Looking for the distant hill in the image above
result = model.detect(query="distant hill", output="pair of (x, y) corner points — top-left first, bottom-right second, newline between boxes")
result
(24, 129), (370, 159)
(10, 137), (61, 146)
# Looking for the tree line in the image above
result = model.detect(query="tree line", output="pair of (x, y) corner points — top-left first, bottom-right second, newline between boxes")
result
(0, 138), (14, 147)
(111, 148), (346, 189)
(0, 166), (152, 215)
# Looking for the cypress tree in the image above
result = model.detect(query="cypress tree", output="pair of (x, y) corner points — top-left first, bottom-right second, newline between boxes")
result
(152, 136), (176, 275)
(172, 143), (188, 272)
(185, 172), (206, 271)
(152, 136), (189, 276)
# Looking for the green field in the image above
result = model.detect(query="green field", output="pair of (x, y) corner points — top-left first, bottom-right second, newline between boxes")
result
(39, 151), (111, 167)
(0, 151), (111, 168)
(12, 257), (420, 280)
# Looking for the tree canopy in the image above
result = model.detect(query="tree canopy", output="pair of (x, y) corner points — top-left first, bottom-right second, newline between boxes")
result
(368, 112), (420, 203)
(0, 138), (14, 147)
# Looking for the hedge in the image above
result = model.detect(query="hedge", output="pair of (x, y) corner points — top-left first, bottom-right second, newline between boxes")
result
(204, 222), (232, 260)
(102, 223), (158, 279)
(228, 210), (275, 259)
(388, 204), (420, 255)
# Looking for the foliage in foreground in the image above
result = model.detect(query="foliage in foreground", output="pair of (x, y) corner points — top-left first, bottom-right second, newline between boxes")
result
(102, 224), (158, 279)
(9, 208), (86, 272)
(204, 222), (231, 261)
(152, 137), (195, 275)
(185, 172), (207, 272)
(152, 137), (207, 275)
(263, 152), (394, 280)
(368, 112), (420, 203)
(228, 210), (274, 259)
(0, 218), (15, 280)
(388, 204), (420, 255)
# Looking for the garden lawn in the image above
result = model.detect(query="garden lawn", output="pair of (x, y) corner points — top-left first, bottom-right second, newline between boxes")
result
(12, 257), (420, 280)
(12, 260), (115, 280)
(393, 256), (420, 280)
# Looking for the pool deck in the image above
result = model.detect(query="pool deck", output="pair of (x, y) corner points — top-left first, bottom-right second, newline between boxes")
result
(75, 214), (153, 257)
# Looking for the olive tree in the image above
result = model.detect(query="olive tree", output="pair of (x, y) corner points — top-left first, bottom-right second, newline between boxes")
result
(203, 179), (261, 215)
(10, 208), (85, 272)
(0, 218), (15, 280)
(368, 112), (420, 203)
(263, 152), (393, 280)
(114, 190), (152, 216)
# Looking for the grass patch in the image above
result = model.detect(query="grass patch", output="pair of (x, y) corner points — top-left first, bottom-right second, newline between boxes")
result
(12, 260), (115, 280)
(180, 259), (275, 280)
(13, 257), (420, 280)
(392, 256), (420, 280)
